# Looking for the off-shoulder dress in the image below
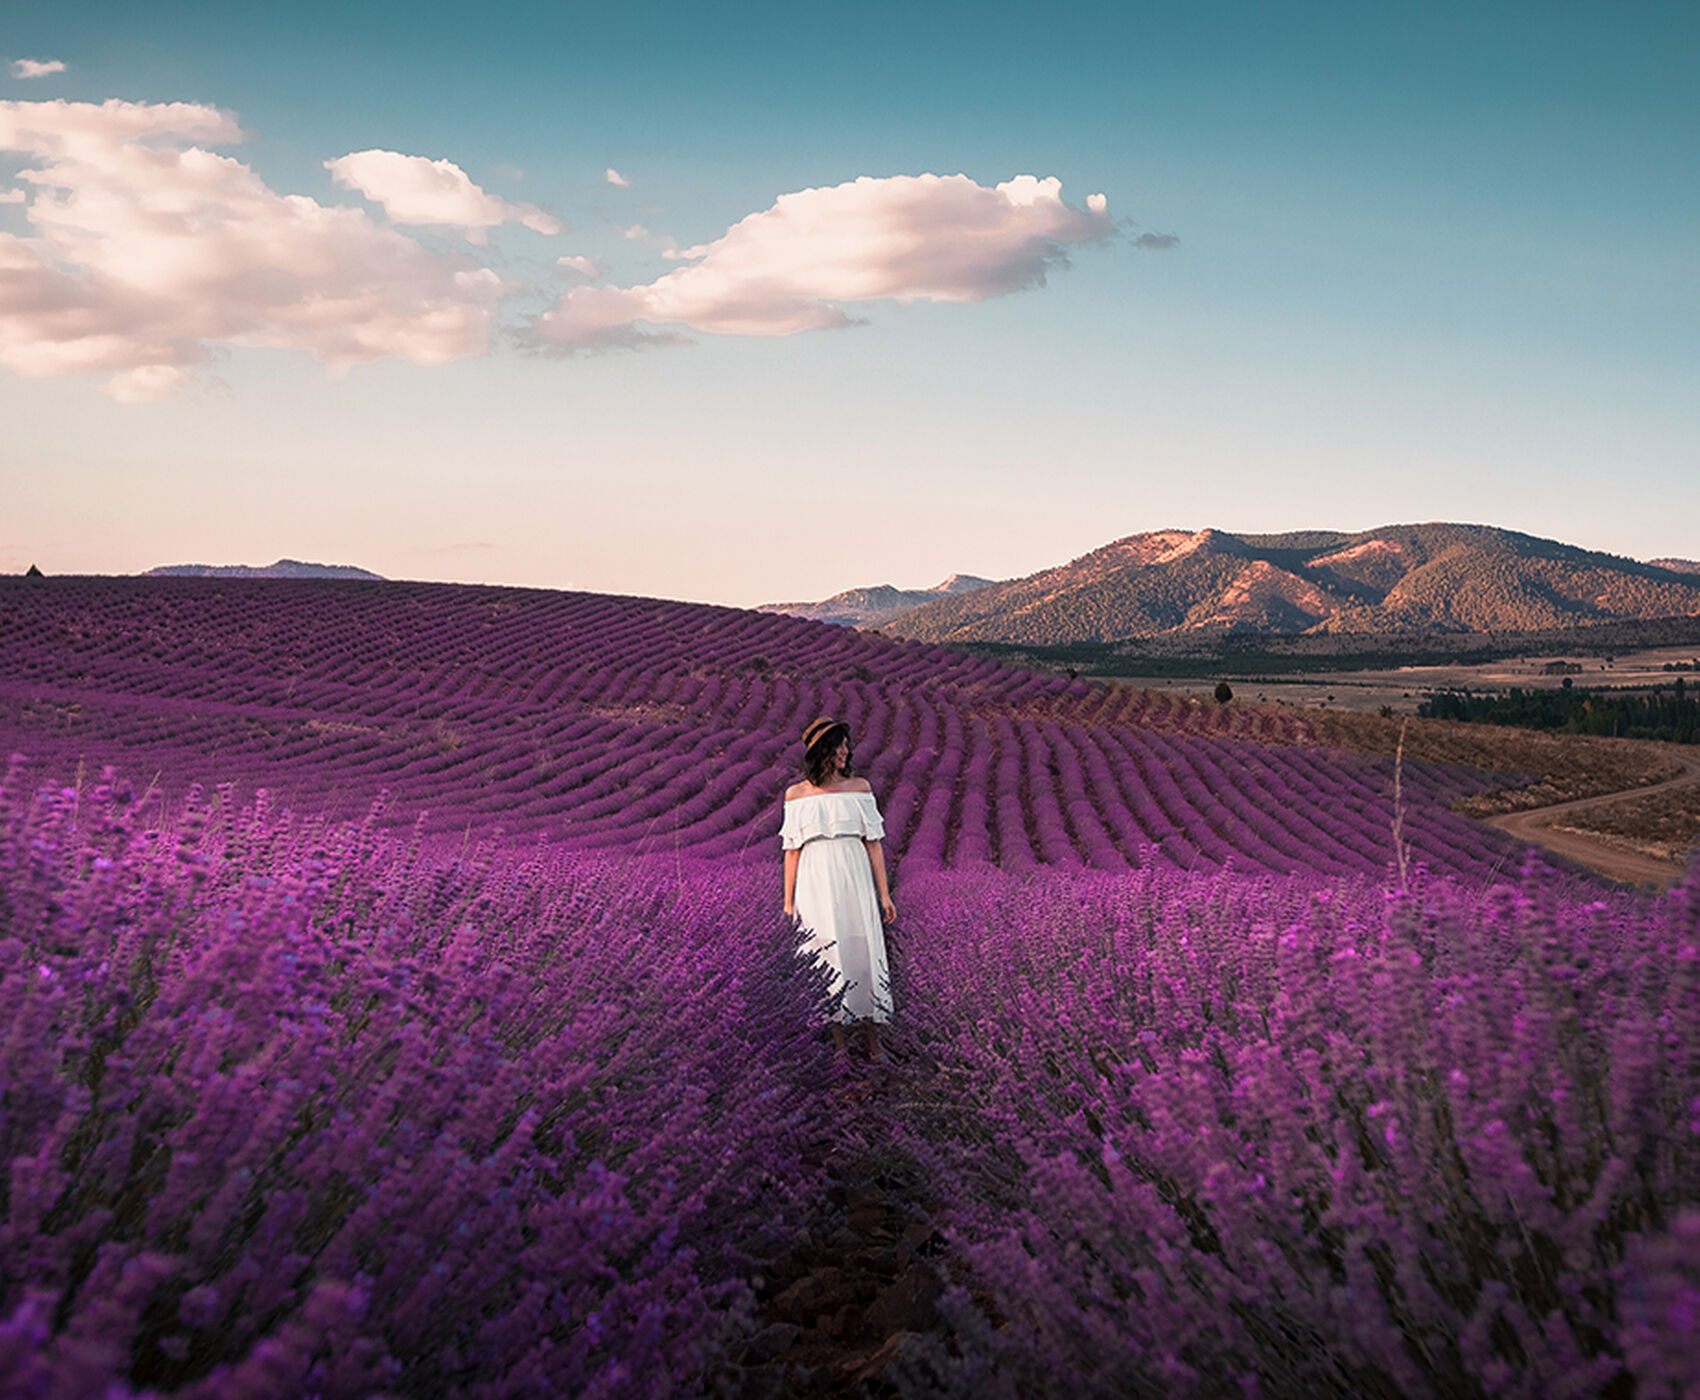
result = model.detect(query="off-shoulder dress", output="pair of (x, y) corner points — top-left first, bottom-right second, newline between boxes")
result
(779, 790), (892, 1022)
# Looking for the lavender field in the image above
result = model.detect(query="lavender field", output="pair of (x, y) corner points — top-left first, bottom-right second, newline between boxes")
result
(0, 577), (1511, 879)
(2, 577), (1697, 1398)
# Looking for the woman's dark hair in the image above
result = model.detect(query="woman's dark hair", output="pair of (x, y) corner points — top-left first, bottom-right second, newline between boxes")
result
(803, 724), (852, 786)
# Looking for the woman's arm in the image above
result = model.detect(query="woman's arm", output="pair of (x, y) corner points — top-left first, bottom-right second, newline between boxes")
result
(783, 846), (801, 916)
(865, 840), (896, 923)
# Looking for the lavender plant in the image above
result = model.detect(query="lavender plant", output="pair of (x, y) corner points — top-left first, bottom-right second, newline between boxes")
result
(0, 765), (840, 1397)
(888, 860), (1700, 1399)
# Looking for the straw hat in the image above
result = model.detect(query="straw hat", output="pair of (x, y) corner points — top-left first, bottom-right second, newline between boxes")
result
(802, 717), (849, 754)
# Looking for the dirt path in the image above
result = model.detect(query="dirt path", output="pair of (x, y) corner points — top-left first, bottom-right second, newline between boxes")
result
(715, 1054), (963, 1397)
(1486, 746), (1700, 890)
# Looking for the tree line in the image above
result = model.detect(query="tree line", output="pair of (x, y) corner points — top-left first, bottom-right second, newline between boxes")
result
(1419, 679), (1698, 743)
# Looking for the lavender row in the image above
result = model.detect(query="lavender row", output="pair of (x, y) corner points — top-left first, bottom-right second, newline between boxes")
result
(2, 578), (1525, 881)
(0, 689), (1526, 885)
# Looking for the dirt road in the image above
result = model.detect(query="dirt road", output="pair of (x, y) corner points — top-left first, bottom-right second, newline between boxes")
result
(1486, 747), (1700, 890)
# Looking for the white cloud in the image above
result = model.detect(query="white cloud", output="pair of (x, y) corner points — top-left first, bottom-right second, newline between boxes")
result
(605, 167), (630, 188)
(536, 173), (1111, 349)
(325, 149), (560, 241)
(557, 254), (604, 277)
(104, 364), (196, 404)
(10, 59), (66, 80)
(0, 187), (23, 203)
(618, 223), (678, 257)
(0, 99), (508, 399)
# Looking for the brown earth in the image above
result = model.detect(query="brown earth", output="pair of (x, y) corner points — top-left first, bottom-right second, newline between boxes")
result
(1484, 749), (1700, 890)
(713, 1051), (970, 1397)
(1303, 707), (1697, 889)
(1304, 708), (1683, 811)
(1557, 778), (1700, 863)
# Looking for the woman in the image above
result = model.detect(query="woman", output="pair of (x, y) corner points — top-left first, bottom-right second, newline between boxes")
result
(781, 717), (897, 1054)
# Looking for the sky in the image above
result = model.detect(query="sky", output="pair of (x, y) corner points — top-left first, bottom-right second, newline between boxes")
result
(1, 1), (1695, 606)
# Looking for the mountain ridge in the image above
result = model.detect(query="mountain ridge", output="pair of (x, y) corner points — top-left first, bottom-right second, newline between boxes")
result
(759, 573), (995, 627)
(145, 559), (385, 580)
(785, 524), (1700, 645)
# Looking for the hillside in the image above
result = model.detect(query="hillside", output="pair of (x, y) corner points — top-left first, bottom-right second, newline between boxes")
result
(0, 575), (1518, 881)
(878, 523), (1700, 646)
(760, 572), (995, 627)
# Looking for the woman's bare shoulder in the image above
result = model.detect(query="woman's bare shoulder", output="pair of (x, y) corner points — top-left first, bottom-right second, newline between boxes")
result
(784, 778), (871, 801)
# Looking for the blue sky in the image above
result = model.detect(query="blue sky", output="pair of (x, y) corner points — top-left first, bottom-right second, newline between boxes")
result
(2, 1), (1694, 603)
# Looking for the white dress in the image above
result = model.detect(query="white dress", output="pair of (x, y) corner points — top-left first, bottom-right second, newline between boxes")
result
(780, 791), (892, 1022)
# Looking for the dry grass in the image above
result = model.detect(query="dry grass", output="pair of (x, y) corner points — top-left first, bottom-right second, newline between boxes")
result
(1557, 783), (1700, 864)
(1302, 708), (1686, 816)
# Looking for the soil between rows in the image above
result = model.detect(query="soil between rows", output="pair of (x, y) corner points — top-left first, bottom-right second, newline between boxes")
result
(714, 1054), (970, 1398)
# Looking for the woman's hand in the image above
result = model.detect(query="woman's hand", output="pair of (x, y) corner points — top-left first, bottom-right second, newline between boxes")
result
(880, 894), (896, 923)
(783, 903), (795, 919)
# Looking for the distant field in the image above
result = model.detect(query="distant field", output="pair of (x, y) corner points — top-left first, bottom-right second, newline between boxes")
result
(1095, 645), (1700, 715)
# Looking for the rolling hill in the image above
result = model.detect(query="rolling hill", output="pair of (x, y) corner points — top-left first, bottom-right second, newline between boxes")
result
(0, 574), (1514, 880)
(874, 524), (1700, 646)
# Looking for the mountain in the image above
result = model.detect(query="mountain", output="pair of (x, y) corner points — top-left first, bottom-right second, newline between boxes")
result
(145, 559), (385, 581)
(1650, 558), (1700, 575)
(875, 524), (1700, 646)
(759, 572), (995, 627)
